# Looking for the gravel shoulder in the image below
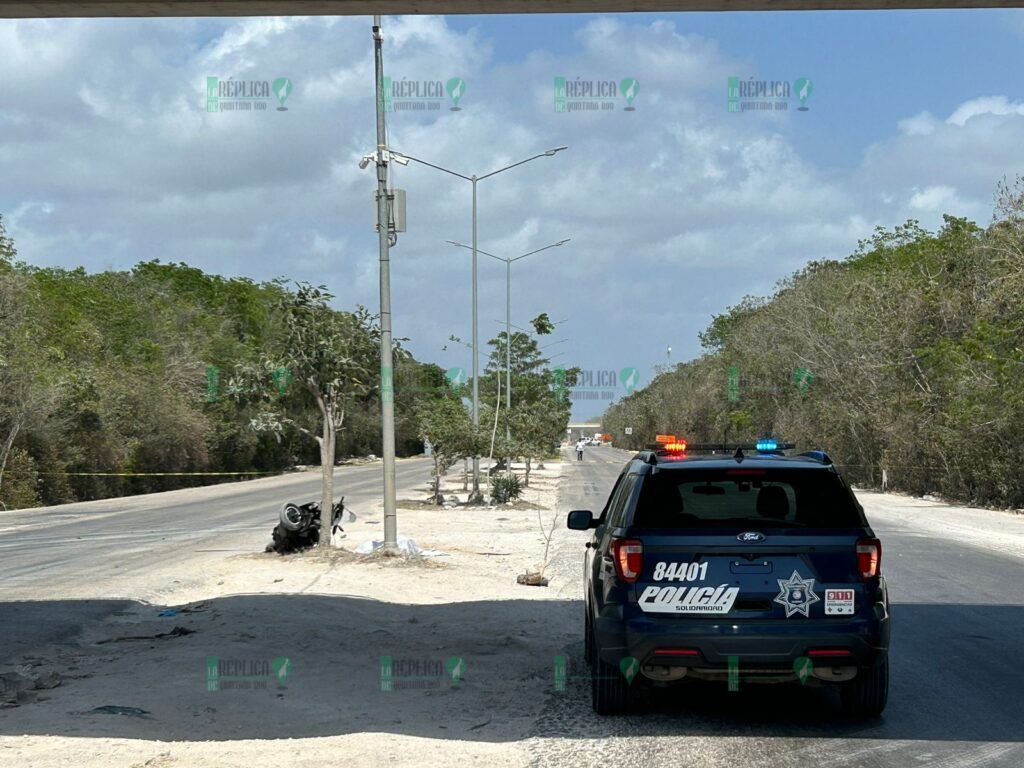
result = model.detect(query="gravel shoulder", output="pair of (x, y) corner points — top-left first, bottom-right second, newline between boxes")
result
(0, 458), (580, 768)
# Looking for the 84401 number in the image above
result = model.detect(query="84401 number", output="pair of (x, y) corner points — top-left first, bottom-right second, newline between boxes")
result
(651, 561), (708, 582)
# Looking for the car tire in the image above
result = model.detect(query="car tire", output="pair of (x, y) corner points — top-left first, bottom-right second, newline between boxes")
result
(590, 623), (633, 715)
(840, 653), (889, 717)
(583, 603), (593, 666)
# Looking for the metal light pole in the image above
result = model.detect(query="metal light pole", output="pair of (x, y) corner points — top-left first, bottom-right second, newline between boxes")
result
(446, 239), (570, 446)
(390, 146), (567, 502)
(372, 16), (397, 550)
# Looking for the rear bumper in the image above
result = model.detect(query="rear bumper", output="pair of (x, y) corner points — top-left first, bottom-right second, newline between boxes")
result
(595, 604), (890, 669)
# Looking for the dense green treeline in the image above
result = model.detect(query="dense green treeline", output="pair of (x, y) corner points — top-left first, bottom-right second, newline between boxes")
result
(0, 218), (444, 509)
(603, 179), (1024, 508)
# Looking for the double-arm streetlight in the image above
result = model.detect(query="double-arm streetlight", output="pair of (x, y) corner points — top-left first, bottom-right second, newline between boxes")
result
(390, 146), (568, 502)
(447, 238), (571, 444)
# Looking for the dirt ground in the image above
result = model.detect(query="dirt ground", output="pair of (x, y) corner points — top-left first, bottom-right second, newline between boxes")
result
(0, 460), (578, 768)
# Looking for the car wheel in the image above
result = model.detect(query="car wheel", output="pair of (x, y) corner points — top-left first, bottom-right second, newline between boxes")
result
(840, 653), (889, 717)
(590, 623), (633, 715)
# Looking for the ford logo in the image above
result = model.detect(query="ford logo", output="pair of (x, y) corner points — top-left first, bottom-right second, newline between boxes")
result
(737, 531), (766, 542)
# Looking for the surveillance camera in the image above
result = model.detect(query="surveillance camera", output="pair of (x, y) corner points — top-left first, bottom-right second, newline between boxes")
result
(390, 153), (410, 166)
(358, 155), (372, 169)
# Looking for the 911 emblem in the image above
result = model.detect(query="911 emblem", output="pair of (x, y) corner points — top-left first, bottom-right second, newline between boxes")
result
(737, 531), (765, 542)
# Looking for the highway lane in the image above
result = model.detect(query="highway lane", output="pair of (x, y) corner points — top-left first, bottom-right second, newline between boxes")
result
(0, 458), (434, 589)
(0, 457), (434, 663)
(532, 447), (1024, 768)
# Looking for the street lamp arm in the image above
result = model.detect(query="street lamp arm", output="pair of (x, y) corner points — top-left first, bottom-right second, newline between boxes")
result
(446, 240), (503, 261)
(539, 338), (568, 351)
(391, 151), (473, 181)
(477, 146), (568, 181)
(510, 238), (571, 262)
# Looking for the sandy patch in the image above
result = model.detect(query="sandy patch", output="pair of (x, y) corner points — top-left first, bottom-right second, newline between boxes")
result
(856, 489), (1024, 561)
(0, 461), (576, 768)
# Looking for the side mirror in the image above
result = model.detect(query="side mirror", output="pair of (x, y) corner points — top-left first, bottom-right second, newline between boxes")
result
(566, 510), (596, 531)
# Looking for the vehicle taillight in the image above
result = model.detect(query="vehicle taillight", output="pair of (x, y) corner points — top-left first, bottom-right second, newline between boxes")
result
(856, 538), (881, 579)
(611, 539), (643, 583)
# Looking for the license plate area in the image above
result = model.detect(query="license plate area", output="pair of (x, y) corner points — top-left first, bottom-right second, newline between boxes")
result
(729, 560), (773, 574)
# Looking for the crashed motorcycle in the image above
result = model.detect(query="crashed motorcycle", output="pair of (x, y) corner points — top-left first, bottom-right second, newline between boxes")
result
(266, 497), (355, 554)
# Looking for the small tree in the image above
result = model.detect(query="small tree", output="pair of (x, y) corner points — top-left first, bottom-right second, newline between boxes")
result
(0, 224), (61, 507)
(507, 394), (566, 487)
(231, 283), (379, 545)
(416, 395), (475, 504)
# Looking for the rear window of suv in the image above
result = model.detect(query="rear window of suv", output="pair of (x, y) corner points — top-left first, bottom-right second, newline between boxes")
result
(632, 467), (864, 529)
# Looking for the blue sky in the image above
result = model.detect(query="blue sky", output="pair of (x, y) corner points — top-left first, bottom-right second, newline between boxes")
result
(1, 10), (1023, 420)
(447, 9), (1024, 170)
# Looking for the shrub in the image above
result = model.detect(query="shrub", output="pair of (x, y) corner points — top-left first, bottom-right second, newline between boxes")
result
(490, 472), (522, 504)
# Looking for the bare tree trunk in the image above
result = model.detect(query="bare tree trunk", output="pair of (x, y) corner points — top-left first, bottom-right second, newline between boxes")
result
(318, 403), (336, 547)
(0, 417), (24, 499)
(524, 457), (531, 487)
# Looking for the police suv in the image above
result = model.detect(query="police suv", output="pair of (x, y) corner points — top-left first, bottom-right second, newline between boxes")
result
(567, 438), (889, 716)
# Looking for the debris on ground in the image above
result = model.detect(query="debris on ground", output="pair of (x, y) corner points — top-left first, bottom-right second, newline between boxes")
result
(1, 667), (63, 706)
(516, 570), (549, 587)
(353, 534), (448, 558)
(157, 602), (209, 618)
(85, 705), (152, 718)
(95, 626), (196, 644)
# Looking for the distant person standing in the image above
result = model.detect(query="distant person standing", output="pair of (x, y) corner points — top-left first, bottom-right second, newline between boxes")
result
(575, 438), (585, 462)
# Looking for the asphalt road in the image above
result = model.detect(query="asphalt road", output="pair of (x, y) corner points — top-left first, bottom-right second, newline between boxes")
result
(0, 458), (434, 584)
(0, 458), (434, 660)
(531, 447), (1024, 768)
(2, 448), (1021, 766)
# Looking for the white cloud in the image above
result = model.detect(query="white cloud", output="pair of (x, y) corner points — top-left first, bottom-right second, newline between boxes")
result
(908, 185), (961, 213)
(947, 95), (1024, 127)
(898, 111), (938, 136)
(0, 16), (1020, 416)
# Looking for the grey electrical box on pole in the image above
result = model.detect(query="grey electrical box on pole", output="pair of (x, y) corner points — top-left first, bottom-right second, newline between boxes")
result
(373, 189), (407, 232)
